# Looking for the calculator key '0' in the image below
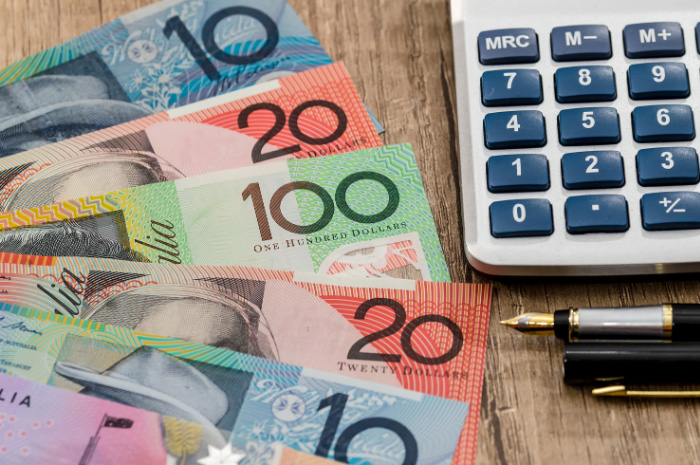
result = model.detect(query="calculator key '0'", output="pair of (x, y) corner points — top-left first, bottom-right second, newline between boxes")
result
(484, 110), (546, 149)
(558, 107), (621, 146)
(487, 154), (550, 193)
(565, 194), (629, 234)
(481, 69), (543, 106)
(550, 25), (612, 62)
(490, 199), (553, 238)
(623, 22), (685, 58)
(555, 66), (616, 103)
(561, 150), (625, 189)
(641, 192), (700, 230)
(637, 147), (700, 186)
(632, 104), (695, 143)
(478, 28), (539, 65)
(628, 62), (690, 100)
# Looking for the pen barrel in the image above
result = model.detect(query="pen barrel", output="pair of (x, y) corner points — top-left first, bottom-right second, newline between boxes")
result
(671, 304), (700, 340)
(563, 342), (700, 384)
(575, 306), (665, 340)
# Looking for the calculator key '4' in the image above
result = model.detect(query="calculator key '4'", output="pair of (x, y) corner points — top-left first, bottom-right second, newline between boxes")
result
(641, 192), (700, 230)
(487, 154), (550, 193)
(623, 22), (685, 58)
(562, 150), (625, 189)
(555, 66), (616, 103)
(484, 110), (546, 149)
(558, 107), (621, 146)
(478, 28), (539, 65)
(565, 195), (629, 234)
(632, 104), (695, 142)
(481, 69), (543, 106)
(490, 199), (553, 238)
(550, 25), (612, 61)
(628, 62), (690, 100)
(636, 147), (700, 186)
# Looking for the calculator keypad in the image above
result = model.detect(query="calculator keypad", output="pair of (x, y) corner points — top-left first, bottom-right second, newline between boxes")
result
(481, 69), (543, 106)
(555, 66), (616, 103)
(478, 22), (700, 239)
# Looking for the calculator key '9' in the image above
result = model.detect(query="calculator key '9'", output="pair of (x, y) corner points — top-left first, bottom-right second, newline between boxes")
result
(484, 110), (546, 149)
(561, 151), (625, 189)
(628, 62), (690, 100)
(487, 154), (550, 193)
(481, 69), (543, 106)
(641, 192), (700, 230)
(555, 66), (616, 103)
(558, 107), (621, 146)
(490, 199), (553, 238)
(632, 104), (695, 142)
(636, 147), (700, 186)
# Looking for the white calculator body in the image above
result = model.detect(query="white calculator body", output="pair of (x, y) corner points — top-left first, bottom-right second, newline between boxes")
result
(450, 0), (700, 276)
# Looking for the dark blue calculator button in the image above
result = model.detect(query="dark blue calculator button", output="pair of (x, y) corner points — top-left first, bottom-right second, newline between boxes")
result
(558, 107), (620, 146)
(565, 195), (629, 234)
(637, 147), (700, 186)
(487, 154), (550, 193)
(623, 22), (685, 58)
(481, 69), (542, 106)
(628, 62), (690, 100)
(697, 23), (700, 54)
(551, 25), (612, 61)
(484, 110), (546, 149)
(490, 199), (553, 238)
(632, 105), (695, 143)
(561, 151), (625, 190)
(555, 66), (616, 103)
(478, 29), (539, 65)
(641, 192), (700, 230)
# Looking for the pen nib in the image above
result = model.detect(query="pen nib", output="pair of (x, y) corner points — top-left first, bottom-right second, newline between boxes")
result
(500, 313), (555, 335)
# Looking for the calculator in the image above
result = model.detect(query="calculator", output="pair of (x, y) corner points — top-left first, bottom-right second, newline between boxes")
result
(450, 0), (700, 276)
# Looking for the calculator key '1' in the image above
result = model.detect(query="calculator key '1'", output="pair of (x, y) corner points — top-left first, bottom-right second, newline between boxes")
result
(478, 28), (539, 65)
(623, 22), (685, 58)
(490, 198), (553, 238)
(558, 107), (621, 146)
(632, 104), (695, 142)
(487, 154), (550, 193)
(628, 62), (690, 100)
(481, 69), (542, 106)
(550, 25), (612, 61)
(636, 147), (700, 186)
(484, 110), (546, 149)
(565, 194), (629, 234)
(555, 66), (616, 103)
(562, 150), (625, 189)
(641, 192), (700, 230)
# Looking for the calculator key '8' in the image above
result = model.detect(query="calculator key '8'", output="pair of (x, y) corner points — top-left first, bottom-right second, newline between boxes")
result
(555, 66), (616, 103)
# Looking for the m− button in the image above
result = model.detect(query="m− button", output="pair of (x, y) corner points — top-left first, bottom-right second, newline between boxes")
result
(551, 25), (612, 61)
(478, 28), (539, 65)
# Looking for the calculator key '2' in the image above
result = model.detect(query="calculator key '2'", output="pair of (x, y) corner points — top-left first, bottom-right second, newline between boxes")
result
(558, 107), (621, 146)
(632, 104), (695, 142)
(562, 151), (625, 189)
(490, 199), (553, 238)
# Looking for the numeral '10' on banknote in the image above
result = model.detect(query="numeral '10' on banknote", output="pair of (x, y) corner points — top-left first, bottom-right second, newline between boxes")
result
(0, 144), (451, 282)
(0, 62), (381, 212)
(0, 372), (341, 465)
(0, 0), (373, 156)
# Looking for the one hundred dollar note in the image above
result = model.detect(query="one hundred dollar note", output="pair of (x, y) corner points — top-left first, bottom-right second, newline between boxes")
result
(0, 144), (451, 282)
(0, 257), (491, 463)
(0, 0), (383, 157)
(0, 373), (343, 465)
(0, 305), (469, 465)
(0, 62), (381, 211)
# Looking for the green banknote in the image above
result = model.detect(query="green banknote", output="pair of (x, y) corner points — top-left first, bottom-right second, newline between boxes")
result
(0, 144), (450, 281)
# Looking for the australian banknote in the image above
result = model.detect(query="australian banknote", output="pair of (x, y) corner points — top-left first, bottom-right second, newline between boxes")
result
(0, 305), (469, 465)
(0, 144), (450, 282)
(0, 0), (383, 156)
(0, 255), (490, 464)
(0, 62), (381, 212)
(0, 373), (345, 465)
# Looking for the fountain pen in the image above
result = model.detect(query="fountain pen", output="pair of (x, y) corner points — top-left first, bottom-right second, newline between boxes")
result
(500, 304), (700, 341)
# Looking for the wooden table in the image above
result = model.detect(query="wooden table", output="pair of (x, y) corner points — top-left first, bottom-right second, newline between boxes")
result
(4, 1), (700, 464)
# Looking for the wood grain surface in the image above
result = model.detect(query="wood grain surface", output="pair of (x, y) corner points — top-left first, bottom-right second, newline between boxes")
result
(3, 1), (700, 464)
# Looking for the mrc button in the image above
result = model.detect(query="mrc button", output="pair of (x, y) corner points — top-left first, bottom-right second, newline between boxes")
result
(551, 25), (612, 61)
(478, 28), (539, 65)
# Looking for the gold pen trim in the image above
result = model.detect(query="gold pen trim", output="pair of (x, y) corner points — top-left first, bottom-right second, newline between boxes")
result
(592, 385), (700, 398)
(568, 307), (579, 342)
(663, 304), (673, 339)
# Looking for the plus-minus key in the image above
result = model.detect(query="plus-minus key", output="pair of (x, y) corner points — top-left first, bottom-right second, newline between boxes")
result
(641, 192), (700, 230)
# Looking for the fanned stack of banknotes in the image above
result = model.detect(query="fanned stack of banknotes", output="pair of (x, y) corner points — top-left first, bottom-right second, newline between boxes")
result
(0, 1), (493, 464)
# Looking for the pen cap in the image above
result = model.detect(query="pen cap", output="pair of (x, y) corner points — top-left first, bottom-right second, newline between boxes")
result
(563, 342), (700, 385)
